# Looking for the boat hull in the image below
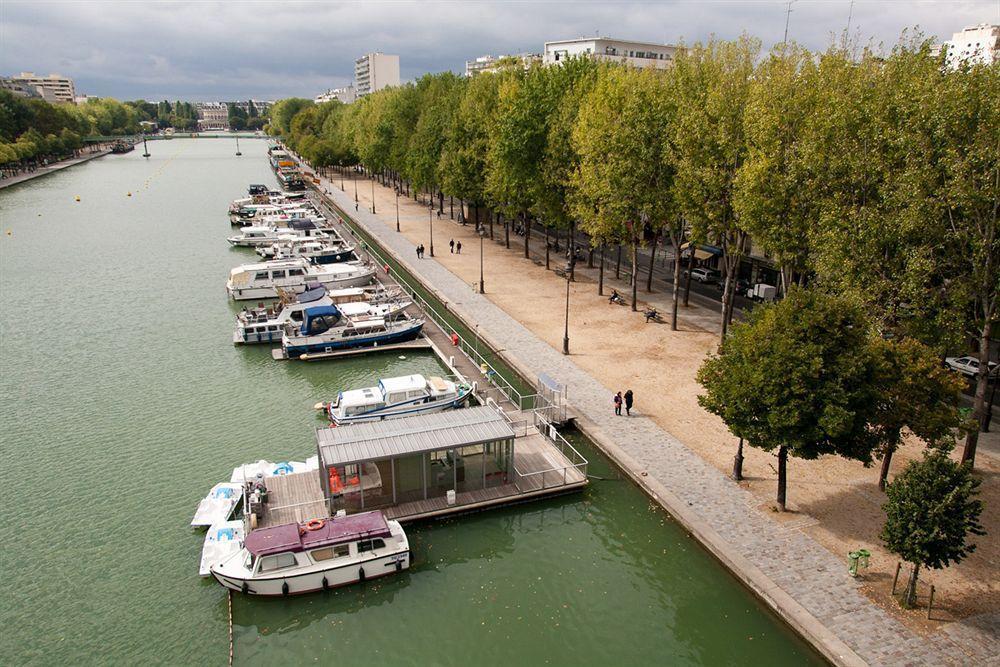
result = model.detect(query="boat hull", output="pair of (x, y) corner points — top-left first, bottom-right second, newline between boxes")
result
(330, 387), (472, 425)
(228, 271), (374, 301)
(212, 551), (410, 596)
(283, 321), (424, 358)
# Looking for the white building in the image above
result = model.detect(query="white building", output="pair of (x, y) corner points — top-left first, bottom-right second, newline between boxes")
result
(543, 37), (680, 69)
(354, 53), (400, 97)
(196, 102), (229, 131)
(465, 53), (541, 76)
(9, 72), (76, 103)
(315, 85), (357, 104)
(935, 23), (1000, 67)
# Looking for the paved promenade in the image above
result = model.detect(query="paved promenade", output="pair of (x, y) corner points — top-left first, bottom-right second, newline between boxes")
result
(310, 169), (996, 665)
(0, 149), (111, 190)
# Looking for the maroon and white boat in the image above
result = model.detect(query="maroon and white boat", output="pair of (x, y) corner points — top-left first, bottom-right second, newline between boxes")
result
(210, 511), (410, 596)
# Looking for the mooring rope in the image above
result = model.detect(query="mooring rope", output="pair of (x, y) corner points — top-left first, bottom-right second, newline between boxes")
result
(227, 589), (234, 667)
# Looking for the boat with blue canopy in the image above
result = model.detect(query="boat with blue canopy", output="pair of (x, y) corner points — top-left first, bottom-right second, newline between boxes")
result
(280, 305), (424, 358)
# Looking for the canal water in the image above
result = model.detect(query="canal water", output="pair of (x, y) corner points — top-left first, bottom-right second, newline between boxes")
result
(0, 139), (822, 665)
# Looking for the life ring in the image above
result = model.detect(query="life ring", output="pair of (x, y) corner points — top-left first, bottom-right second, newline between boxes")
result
(305, 519), (325, 531)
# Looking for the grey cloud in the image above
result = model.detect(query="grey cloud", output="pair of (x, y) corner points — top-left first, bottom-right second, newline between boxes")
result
(1, 1), (996, 100)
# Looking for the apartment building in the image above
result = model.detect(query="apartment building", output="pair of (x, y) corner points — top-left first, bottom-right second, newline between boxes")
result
(543, 37), (680, 69)
(354, 53), (400, 97)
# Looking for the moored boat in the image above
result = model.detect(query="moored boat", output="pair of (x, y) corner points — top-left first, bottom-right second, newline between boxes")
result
(234, 285), (410, 344)
(191, 483), (243, 528)
(210, 511), (410, 596)
(256, 238), (355, 264)
(226, 259), (374, 300)
(320, 374), (472, 425)
(227, 220), (327, 247)
(280, 307), (424, 358)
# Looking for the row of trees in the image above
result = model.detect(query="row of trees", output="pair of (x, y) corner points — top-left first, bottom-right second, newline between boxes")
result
(227, 101), (266, 131)
(0, 90), (146, 166)
(272, 36), (997, 469)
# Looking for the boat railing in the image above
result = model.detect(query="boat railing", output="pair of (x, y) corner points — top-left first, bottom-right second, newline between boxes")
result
(320, 206), (539, 413)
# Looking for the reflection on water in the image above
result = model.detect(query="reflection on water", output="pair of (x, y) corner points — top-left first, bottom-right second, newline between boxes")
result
(0, 139), (821, 666)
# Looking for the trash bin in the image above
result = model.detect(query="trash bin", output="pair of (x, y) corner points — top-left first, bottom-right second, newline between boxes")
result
(848, 551), (860, 577)
(857, 549), (871, 569)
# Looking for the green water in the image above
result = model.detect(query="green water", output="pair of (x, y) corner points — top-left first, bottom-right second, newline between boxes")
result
(0, 139), (822, 665)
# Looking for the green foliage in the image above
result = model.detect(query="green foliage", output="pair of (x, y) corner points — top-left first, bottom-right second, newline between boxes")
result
(269, 98), (313, 136)
(697, 289), (885, 465)
(406, 72), (464, 193)
(881, 449), (984, 571)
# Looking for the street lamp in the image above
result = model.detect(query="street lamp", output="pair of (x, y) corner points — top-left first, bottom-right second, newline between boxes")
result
(395, 186), (401, 232)
(371, 176), (376, 214)
(428, 203), (435, 257)
(354, 169), (358, 203)
(340, 165), (345, 192)
(562, 257), (575, 355)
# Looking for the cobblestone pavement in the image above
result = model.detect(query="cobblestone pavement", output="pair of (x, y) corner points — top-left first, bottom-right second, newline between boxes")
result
(314, 171), (997, 666)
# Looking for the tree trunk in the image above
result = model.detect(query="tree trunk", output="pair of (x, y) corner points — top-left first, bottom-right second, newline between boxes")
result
(587, 247), (594, 269)
(962, 318), (993, 467)
(646, 234), (657, 292)
(630, 242), (639, 312)
(683, 250), (694, 307)
(523, 213), (531, 260)
(449, 196), (453, 219)
(776, 445), (788, 512)
(879, 445), (895, 492)
(438, 191), (444, 214)
(733, 438), (744, 481)
(598, 244), (605, 296)
(503, 213), (509, 249)
(544, 226), (550, 270)
(903, 563), (920, 608)
(616, 244), (622, 279)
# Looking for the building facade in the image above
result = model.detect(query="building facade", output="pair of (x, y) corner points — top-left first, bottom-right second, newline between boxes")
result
(935, 23), (1000, 67)
(543, 37), (680, 69)
(315, 85), (357, 104)
(196, 102), (229, 131)
(354, 53), (400, 97)
(8, 72), (76, 103)
(1, 77), (43, 99)
(465, 53), (542, 76)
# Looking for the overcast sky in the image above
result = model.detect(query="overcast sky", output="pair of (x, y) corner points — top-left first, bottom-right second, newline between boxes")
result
(2, 1), (997, 101)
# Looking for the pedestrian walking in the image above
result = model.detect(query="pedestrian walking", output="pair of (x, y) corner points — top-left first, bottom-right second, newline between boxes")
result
(624, 389), (633, 416)
(449, 239), (455, 253)
(613, 391), (622, 416)
(416, 244), (422, 259)
(355, 203), (359, 211)
(456, 241), (462, 254)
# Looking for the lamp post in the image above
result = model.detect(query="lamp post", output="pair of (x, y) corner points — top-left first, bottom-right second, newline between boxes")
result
(371, 174), (376, 214)
(340, 165), (345, 192)
(428, 203), (435, 257)
(478, 227), (486, 294)
(354, 169), (358, 203)
(395, 186), (401, 232)
(562, 257), (575, 355)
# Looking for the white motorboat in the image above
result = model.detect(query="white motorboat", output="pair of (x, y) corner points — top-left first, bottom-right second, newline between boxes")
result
(227, 220), (328, 247)
(256, 238), (355, 264)
(234, 285), (410, 344)
(191, 483), (243, 528)
(280, 308), (424, 358)
(199, 520), (245, 577)
(226, 259), (374, 301)
(320, 374), (472, 425)
(211, 511), (411, 596)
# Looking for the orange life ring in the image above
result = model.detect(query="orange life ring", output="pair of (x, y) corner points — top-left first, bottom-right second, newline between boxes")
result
(305, 519), (325, 531)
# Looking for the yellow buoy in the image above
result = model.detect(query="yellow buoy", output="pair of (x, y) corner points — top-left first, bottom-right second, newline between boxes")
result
(127, 192), (132, 197)
(75, 196), (81, 202)
(6, 230), (11, 235)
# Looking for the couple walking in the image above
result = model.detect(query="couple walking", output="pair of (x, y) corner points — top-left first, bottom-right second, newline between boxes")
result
(449, 238), (462, 254)
(415, 243), (426, 258)
(614, 390), (633, 416)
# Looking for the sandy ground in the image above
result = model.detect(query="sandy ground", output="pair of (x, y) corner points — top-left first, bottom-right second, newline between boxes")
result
(332, 170), (999, 632)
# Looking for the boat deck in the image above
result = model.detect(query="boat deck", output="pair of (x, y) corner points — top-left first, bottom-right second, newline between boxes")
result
(257, 431), (585, 528)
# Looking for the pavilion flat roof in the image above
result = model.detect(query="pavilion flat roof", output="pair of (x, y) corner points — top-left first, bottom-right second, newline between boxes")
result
(317, 406), (515, 468)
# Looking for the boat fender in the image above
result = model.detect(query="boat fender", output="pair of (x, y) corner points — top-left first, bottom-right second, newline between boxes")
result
(282, 581), (289, 596)
(322, 577), (330, 591)
(395, 559), (402, 572)
(358, 567), (366, 583)
(241, 582), (249, 595)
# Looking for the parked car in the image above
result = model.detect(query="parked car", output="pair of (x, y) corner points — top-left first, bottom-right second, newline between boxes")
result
(944, 356), (998, 378)
(683, 268), (720, 284)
